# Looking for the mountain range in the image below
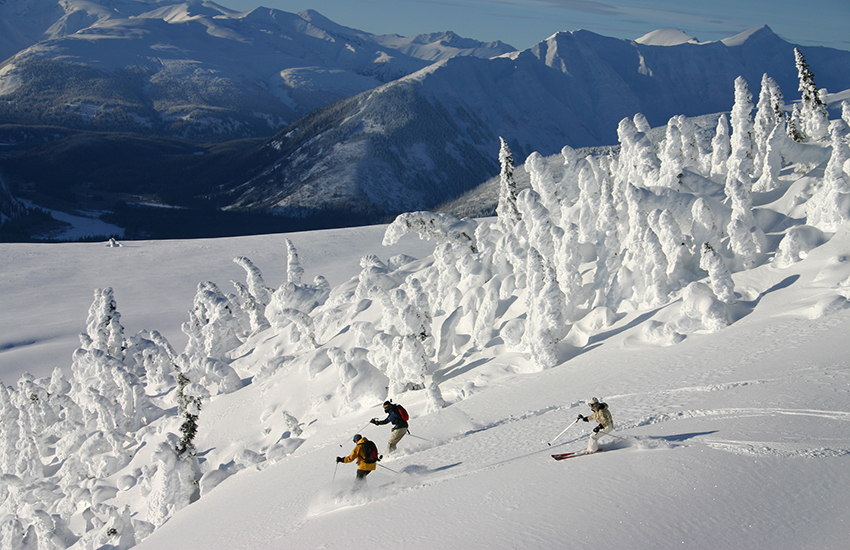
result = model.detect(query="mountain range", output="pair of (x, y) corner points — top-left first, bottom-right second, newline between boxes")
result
(2, 0), (850, 240)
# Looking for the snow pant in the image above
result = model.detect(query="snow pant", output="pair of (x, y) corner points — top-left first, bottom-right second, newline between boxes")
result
(587, 424), (613, 453)
(387, 427), (408, 453)
(354, 468), (371, 489)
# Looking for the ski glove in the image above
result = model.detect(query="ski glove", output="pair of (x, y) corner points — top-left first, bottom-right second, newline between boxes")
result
(370, 418), (379, 425)
(578, 414), (587, 422)
(593, 424), (603, 433)
(336, 456), (344, 463)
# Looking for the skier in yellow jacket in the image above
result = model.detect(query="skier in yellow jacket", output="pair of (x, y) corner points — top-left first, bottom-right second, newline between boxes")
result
(337, 434), (378, 487)
(578, 397), (614, 453)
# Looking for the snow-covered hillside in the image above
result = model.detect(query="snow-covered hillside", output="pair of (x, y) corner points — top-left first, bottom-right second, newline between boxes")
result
(1, 57), (849, 549)
(0, 0), (514, 141)
(218, 28), (850, 218)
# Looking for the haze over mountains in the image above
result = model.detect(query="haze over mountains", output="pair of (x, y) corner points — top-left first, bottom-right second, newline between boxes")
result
(1, 0), (850, 240)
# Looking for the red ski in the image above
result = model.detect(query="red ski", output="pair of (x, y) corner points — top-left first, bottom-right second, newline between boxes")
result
(552, 450), (601, 460)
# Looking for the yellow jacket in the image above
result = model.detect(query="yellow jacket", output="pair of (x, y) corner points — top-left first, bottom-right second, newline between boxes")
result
(343, 437), (377, 471)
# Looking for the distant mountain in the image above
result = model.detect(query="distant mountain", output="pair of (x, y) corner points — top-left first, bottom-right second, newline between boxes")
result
(0, 0), (515, 141)
(3, 5), (850, 240)
(216, 26), (850, 216)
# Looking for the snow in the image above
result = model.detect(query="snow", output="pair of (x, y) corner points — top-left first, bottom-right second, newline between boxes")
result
(3, 216), (850, 548)
(2, 64), (850, 550)
(635, 28), (700, 46)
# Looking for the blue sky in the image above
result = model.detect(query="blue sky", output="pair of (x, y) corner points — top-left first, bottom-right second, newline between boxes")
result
(219, 0), (850, 52)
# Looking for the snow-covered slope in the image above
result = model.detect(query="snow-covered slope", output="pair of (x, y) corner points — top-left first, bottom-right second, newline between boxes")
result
(0, 1), (513, 141)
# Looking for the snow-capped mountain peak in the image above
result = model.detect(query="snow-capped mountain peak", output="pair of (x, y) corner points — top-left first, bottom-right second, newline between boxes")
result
(635, 28), (699, 46)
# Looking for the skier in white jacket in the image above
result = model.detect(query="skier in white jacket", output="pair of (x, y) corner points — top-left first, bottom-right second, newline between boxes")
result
(578, 397), (614, 453)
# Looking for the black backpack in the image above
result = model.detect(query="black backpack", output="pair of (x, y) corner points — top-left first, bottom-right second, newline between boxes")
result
(361, 439), (380, 463)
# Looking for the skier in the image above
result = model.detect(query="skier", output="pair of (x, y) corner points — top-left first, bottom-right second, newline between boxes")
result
(371, 400), (409, 454)
(337, 434), (377, 488)
(578, 397), (613, 453)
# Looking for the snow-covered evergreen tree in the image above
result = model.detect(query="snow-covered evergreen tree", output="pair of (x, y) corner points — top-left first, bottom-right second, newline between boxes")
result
(144, 434), (199, 527)
(699, 243), (736, 304)
(182, 282), (244, 362)
(806, 120), (850, 231)
(285, 239), (304, 285)
(232, 256), (272, 332)
(793, 48), (829, 142)
(710, 114), (731, 179)
(727, 76), (755, 181)
(81, 288), (125, 360)
(752, 74), (784, 182)
(496, 137), (521, 231)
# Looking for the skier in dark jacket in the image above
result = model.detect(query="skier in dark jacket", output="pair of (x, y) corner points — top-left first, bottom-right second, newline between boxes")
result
(371, 401), (408, 454)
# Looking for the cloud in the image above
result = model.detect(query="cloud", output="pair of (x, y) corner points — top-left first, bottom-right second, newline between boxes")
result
(537, 0), (623, 16)
(408, 0), (622, 16)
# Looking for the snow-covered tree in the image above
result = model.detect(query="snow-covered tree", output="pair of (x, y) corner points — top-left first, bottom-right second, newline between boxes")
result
(285, 239), (304, 285)
(144, 434), (199, 527)
(753, 123), (786, 192)
(617, 116), (660, 187)
(699, 243), (736, 304)
(806, 120), (850, 231)
(690, 198), (723, 254)
(727, 76), (755, 181)
(496, 136), (521, 231)
(752, 74), (784, 181)
(793, 48), (829, 142)
(384, 211), (477, 254)
(710, 114), (731, 179)
(679, 282), (729, 332)
(386, 335), (429, 395)
(232, 256), (272, 332)
(182, 282), (244, 361)
(81, 288), (125, 360)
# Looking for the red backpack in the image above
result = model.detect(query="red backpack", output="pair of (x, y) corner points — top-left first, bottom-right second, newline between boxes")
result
(395, 404), (409, 422)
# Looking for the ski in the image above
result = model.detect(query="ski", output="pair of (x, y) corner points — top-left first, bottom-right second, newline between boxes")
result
(552, 450), (601, 460)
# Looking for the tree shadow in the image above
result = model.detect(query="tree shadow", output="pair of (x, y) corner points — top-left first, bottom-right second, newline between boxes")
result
(433, 356), (492, 383)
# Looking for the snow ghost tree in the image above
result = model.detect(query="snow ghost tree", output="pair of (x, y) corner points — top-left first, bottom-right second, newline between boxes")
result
(285, 238), (304, 285)
(793, 48), (829, 142)
(496, 136), (521, 231)
(182, 282), (244, 362)
(144, 433), (200, 527)
(81, 287), (125, 360)
(806, 120), (850, 231)
(752, 74), (784, 183)
(710, 114), (731, 179)
(699, 243), (736, 304)
(727, 76), (755, 181)
(232, 256), (272, 332)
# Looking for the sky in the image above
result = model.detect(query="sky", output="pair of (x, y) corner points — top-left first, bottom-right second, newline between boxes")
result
(219, 0), (850, 52)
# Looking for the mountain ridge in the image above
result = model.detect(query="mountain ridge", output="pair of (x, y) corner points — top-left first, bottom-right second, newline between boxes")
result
(216, 25), (850, 217)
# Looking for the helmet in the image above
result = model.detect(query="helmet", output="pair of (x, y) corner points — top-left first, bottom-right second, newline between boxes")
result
(353, 434), (362, 443)
(383, 401), (392, 410)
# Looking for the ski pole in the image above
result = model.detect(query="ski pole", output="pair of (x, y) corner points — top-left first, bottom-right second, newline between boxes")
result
(333, 462), (339, 482)
(340, 423), (373, 447)
(547, 418), (579, 446)
(406, 432), (431, 442)
(378, 463), (399, 474)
